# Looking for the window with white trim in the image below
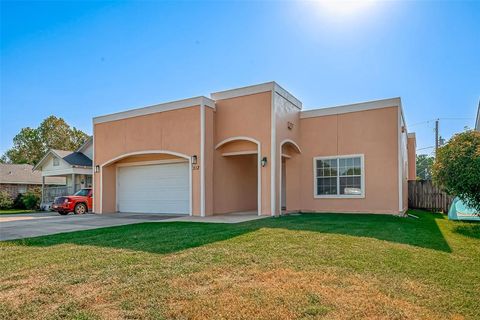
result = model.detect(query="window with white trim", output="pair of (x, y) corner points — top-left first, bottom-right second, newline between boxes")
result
(315, 155), (364, 197)
(18, 185), (27, 194)
(53, 158), (60, 166)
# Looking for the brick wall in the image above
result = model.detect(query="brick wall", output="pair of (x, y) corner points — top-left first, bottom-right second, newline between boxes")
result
(0, 184), (41, 199)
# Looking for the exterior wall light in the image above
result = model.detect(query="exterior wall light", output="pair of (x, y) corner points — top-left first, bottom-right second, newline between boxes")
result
(191, 155), (198, 164)
(261, 157), (268, 167)
(287, 121), (294, 130)
(95, 165), (100, 173)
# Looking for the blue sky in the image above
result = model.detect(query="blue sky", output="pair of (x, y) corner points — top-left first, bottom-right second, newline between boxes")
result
(1, 0), (479, 156)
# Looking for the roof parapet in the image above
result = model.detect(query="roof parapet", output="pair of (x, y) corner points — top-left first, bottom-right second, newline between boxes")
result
(301, 97), (402, 119)
(93, 96), (215, 124)
(210, 81), (302, 109)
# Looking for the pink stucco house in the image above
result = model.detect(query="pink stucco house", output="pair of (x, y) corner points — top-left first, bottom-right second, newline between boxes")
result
(93, 82), (416, 216)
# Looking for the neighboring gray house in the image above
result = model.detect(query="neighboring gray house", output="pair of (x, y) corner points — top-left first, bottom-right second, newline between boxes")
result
(33, 137), (93, 208)
(0, 164), (65, 199)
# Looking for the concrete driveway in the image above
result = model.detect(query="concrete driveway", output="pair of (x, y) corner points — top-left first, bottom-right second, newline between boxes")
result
(0, 212), (182, 241)
(0, 211), (265, 241)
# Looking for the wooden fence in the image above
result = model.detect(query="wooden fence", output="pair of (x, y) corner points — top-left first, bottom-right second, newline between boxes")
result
(408, 180), (455, 213)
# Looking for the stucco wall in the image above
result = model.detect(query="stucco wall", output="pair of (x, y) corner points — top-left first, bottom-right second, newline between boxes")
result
(407, 136), (416, 180)
(213, 91), (272, 215)
(204, 107), (214, 216)
(275, 92), (302, 214)
(93, 106), (201, 214)
(298, 106), (401, 214)
(213, 153), (258, 214)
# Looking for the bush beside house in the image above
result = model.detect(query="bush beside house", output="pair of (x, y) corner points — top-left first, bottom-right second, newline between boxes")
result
(0, 190), (14, 209)
(21, 188), (41, 210)
(0, 188), (41, 210)
(432, 130), (480, 212)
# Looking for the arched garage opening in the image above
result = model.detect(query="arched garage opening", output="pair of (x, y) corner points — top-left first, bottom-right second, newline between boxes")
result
(100, 151), (192, 215)
(214, 137), (261, 216)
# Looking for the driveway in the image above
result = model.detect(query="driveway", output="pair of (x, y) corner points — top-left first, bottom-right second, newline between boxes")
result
(0, 211), (265, 241)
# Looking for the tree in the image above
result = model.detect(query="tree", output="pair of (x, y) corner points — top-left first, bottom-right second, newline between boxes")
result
(416, 154), (434, 180)
(2, 116), (89, 165)
(432, 130), (480, 212)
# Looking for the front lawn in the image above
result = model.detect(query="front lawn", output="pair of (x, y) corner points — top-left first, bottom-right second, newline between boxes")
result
(0, 209), (36, 215)
(1, 210), (479, 319)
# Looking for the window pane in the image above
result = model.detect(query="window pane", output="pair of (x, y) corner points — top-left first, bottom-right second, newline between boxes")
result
(339, 157), (361, 176)
(316, 159), (338, 177)
(347, 158), (353, 167)
(340, 176), (362, 195)
(354, 157), (361, 167)
(317, 177), (337, 195)
(316, 160), (323, 168)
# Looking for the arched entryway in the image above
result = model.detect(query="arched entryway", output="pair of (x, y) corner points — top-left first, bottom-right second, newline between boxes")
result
(215, 137), (261, 216)
(99, 150), (192, 215)
(279, 139), (301, 213)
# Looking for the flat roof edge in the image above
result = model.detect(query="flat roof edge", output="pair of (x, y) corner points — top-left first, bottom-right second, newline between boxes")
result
(93, 96), (215, 124)
(210, 81), (275, 100)
(210, 81), (302, 109)
(300, 97), (402, 119)
(273, 83), (302, 109)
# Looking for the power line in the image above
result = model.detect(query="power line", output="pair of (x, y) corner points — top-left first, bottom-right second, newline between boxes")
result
(417, 146), (435, 151)
(409, 117), (474, 127)
(409, 120), (435, 127)
(439, 117), (474, 120)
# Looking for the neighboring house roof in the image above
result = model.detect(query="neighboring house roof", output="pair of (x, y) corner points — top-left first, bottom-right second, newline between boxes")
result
(54, 150), (92, 167)
(76, 136), (93, 153)
(0, 164), (65, 185)
(33, 149), (93, 171)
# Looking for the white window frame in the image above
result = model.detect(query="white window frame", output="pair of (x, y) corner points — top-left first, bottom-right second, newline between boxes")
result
(313, 154), (365, 199)
(17, 185), (27, 194)
(53, 158), (60, 166)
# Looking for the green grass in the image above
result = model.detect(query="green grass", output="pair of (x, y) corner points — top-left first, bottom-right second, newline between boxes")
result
(0, 209), (36, 215)
(1, 210), (479, 319)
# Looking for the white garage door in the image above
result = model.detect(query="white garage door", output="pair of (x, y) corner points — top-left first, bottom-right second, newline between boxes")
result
(117, 162), (190, 214)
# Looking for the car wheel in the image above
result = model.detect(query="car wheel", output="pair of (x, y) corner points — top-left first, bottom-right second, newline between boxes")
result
(58, 211), (68, 215)
(74, 203), (87, 215)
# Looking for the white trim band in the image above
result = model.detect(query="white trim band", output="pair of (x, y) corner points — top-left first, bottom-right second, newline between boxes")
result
(211, 81), (302, 109)
(301, 97), (401, 119)
(93, 96), (215, 124)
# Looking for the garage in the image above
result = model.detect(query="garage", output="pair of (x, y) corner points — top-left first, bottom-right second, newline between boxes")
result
(117, 161), (190, 214)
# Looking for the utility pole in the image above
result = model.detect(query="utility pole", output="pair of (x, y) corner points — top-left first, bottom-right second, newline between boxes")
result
(435, 119), (439, 156)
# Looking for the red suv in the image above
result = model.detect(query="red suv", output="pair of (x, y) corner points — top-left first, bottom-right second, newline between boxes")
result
(52, 188), (93, 215)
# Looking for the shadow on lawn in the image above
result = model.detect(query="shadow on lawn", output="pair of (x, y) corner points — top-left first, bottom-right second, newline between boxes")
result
(452, 223), (480, 239)
(15, 211), (451, 254)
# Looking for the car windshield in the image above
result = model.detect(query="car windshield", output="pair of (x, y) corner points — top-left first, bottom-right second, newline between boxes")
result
(74, 189), (90, 196)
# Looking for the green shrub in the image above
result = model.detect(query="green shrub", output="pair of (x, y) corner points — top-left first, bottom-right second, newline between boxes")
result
(0, 190), (14, 209)
(432, 130), (480, 212)
(13, 193), (26, 209)
(21, 188), (41, 210)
